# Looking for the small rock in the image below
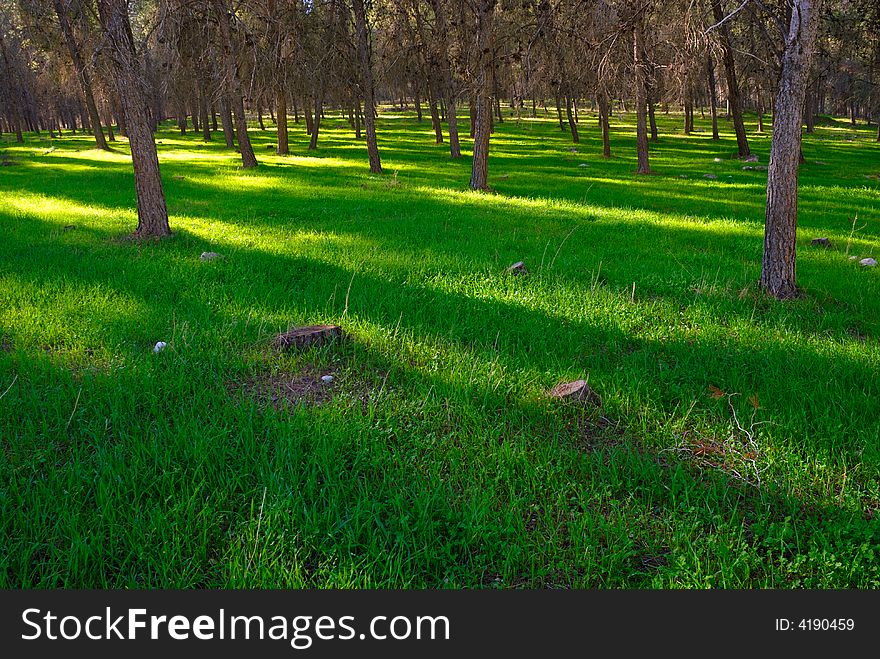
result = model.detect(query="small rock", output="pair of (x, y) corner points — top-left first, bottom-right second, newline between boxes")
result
(703, 173), (717, 180)
(678, 174), (688, 179)
(568, 147), (578, 153)
(743, 154), (759, 162)
(848, 255), (859, 261)
(860, 258), (877, 267)
(742, 166), (755, 171)
(810, 237), (831, 248)
(548, 379), (602, 408)
(578, 163), (590, 167)
(153, 341), (167, 353)
(200, 251), (221, 261)
(506, 261), (529, 276)
(713, 157), (722, 163)
(320, 375), (334, 383)
(274, 325), (343, 351)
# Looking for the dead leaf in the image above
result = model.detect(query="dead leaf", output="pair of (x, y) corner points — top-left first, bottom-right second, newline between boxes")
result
(708, 385), (725, 400)
(748, 393), (760, 409)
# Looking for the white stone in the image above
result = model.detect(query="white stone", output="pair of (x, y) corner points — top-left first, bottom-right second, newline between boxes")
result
(153, 341), (167, 353)
(859, 258), (877, 267)
(200, 251), (221, 261)
(321, 375), (334, 383)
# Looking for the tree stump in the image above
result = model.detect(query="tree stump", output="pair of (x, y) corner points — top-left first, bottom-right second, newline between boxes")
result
(548, 380), (602, 408)
(273, 325), (343, 351)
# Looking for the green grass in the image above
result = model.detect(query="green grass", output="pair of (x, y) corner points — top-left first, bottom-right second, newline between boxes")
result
(0, 107), (878, 588)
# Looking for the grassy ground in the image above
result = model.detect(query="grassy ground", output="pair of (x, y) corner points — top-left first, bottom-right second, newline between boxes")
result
(1, 107), (878, 588)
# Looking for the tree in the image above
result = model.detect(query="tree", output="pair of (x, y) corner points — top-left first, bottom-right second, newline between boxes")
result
(212, 0), (258, 168)
(469, 0), (496, 190)
(96, 0), (170, 237)
(710, 0), (750, 157)
(52, 0), (109, 150)
(352, 0), (382, 172)
(759, 0), (823, 298)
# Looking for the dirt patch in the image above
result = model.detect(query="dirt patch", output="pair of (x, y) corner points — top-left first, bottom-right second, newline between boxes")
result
(232, 368), (335, 410)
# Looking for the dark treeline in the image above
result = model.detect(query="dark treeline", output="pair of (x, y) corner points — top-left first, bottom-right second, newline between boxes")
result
(0, 0), (876, 293)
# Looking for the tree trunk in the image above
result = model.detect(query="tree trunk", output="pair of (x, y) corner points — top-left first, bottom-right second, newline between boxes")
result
(429, 85), (443, 143)
(213, 0), (257, 168)
(304, 100), (313, 134)
(707, 55), (719, 140)
(565, 95), (579, 143)
(219, 95), (235, 147)
(648, 97), (658, 141)
(712, 0), (750, 157)
(200, 83), (211, 141)
(760, 0), (821, 299)
(352, 0), (381, 173)
(469, 0), (496, 191)
(53, 0), (108, 150)
(804, 80), (815, 133)
(96, 0), (170, 238)
(276, 91), (288, 155)
(309, 92), (322, 150)
(598, 93), (611, 158)
(633, 15), (650, 174)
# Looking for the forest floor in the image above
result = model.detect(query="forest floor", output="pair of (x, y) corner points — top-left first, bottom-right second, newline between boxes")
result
(1, 109), (879, 588)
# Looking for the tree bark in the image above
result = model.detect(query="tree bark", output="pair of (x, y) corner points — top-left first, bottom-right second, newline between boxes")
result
(760, 0), (821, 299)
(712, 0), (750, 157)
(352, 0), (382, 173)
(96, 0), (170, 238)
(53, 0), (109, 150)
(469, 0), (496, 190)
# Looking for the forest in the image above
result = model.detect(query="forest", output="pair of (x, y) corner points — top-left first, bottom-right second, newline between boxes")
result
(0, 0), (878, 589)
